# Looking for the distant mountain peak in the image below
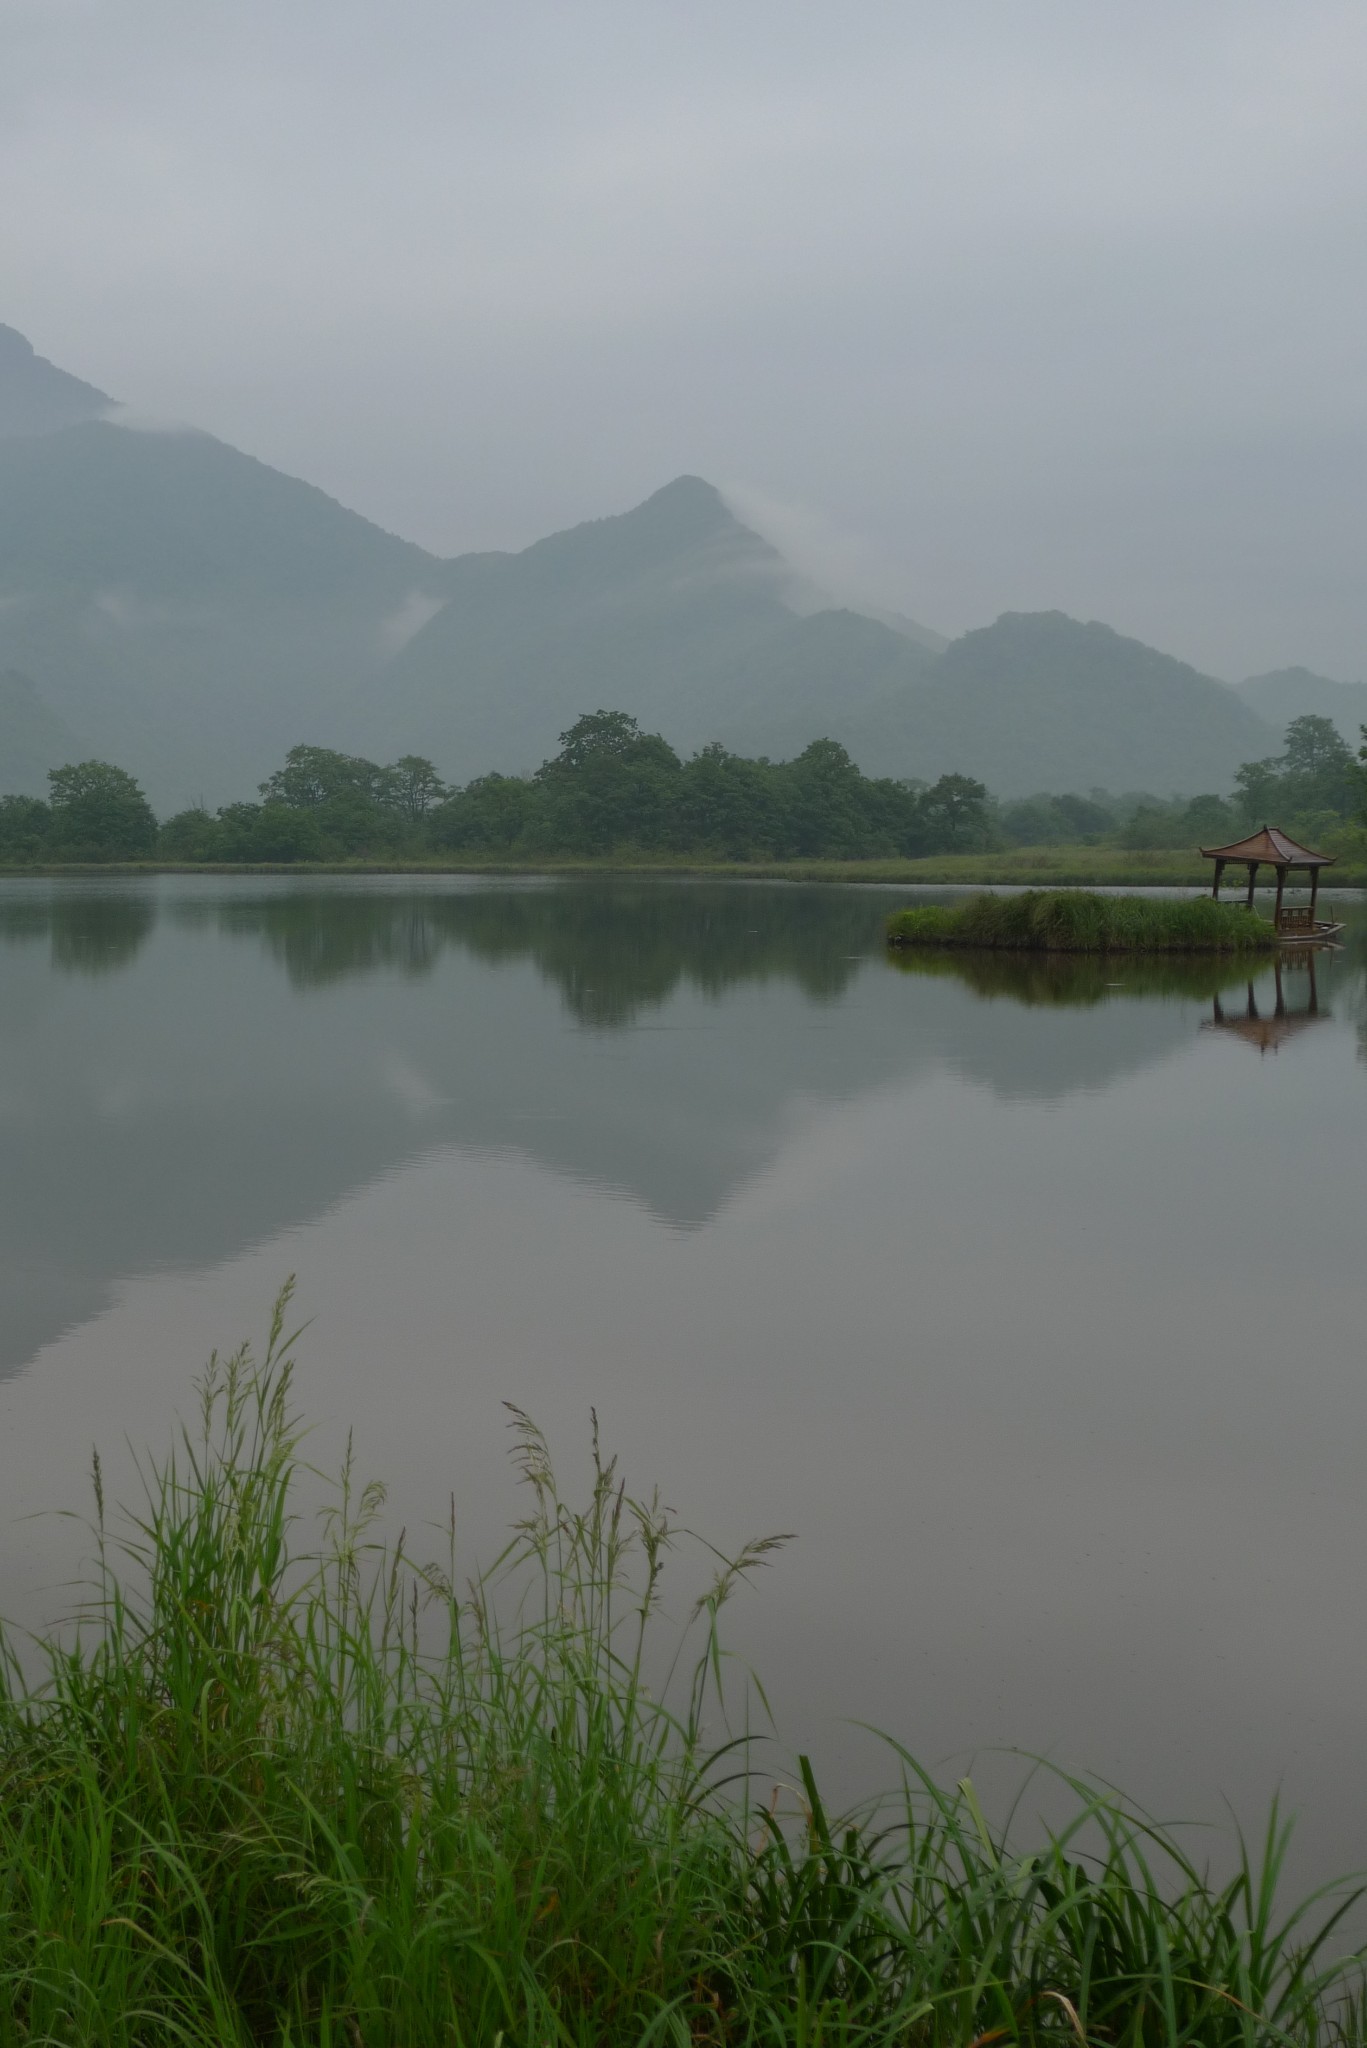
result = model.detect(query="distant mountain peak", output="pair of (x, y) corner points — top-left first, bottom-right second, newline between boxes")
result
(619, 473), (760, 547)
(513, 471), (780, 592)
(0, 324), (112, 439)
(643, 473), (727, 509)
(0, 326), (40, 365)
(1236, 664), (1367, 747)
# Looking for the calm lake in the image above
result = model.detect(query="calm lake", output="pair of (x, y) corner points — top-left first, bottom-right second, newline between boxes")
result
(3, 874), (1366, 1882)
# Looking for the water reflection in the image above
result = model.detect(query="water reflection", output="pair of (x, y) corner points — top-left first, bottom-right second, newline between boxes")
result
(888, 945), (1259, 1007)
(171, 883), (868, 1021)
(1, 879), (1363, 1383)
(1204, 952), (1330, 1055)
(0, 888), (157, 976)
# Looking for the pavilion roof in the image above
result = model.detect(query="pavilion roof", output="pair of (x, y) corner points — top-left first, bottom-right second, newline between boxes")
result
(1199, 825), (1336, 867)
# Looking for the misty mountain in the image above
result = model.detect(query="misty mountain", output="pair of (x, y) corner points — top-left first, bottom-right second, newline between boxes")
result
(0, 415), (449, 803)
(365, 476), (942, 777)
(0, 324), (111, 438)
(902, 612), (1275, 796)
(708, 609), (1277, 794)
(0, 323), (1287, 807)
(369, 493), (1272, 796)
(1236, 667), (1367, 749)
(708, 606), (943, 764)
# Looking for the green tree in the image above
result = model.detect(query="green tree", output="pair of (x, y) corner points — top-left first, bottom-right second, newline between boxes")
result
(259, 746), (383, 808)
(215, 801), (325, 863)
(544, 709), (657, 772)
(0, 793), (52, 863)
(1181, 793), (1236, 843)
(379, 755), (448, 821)
(256, 745), (404, 856)
(1232, 717), (1358, 831)
(776, 739), (871, 857)
(1282, 714), (1353, 783)
(676, 743), (782, 857)
(431, 774), (534, 850)
(159, 806), (223, 861)
(47, 761), (157, 861)
(1231, 755), (1282, 826)
(920, 772), (989, 849)
(533, 711), (682, 853)
(1054, 793), (1112, 840)
(1280, 714), (1356, 818)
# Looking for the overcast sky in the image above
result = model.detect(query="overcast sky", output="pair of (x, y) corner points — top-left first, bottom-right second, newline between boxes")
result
(4, 0), (1365, 678)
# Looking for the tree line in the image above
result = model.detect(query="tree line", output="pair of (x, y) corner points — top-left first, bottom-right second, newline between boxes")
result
(991, 714), (1366, 850)
(0, 714), (993, 863)
(1, 708), (1363, 866)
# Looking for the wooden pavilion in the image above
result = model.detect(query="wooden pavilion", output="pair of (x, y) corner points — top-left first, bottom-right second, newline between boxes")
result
(1200, 825), (1341, 940)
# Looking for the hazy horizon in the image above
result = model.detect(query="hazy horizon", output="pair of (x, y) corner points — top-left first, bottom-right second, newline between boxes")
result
(5, 1), (1366, 681)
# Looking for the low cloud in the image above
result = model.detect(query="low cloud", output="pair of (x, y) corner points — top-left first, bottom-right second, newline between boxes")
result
(720, 483), (947, 647)
(105, 404), (205, 436)
(377, 589), (445, 657)
(92, 587), (203, 629)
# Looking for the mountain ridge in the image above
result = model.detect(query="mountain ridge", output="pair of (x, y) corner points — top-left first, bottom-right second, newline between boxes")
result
(1236, 667), (1367, 749)
(0, 322), (1293, 807)
(0, 325), (112, 439)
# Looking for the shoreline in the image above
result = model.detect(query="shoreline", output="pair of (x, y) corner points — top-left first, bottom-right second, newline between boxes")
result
(2, 850), (1364, 887)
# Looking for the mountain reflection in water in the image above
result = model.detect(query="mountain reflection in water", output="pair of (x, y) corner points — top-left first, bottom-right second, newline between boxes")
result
(1, 878), (1362, 1381)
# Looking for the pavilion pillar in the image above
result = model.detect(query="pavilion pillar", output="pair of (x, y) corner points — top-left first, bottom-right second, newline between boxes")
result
(1273, 864), (1287, 931)
(1245, 861), (1258, 910)
(1310, 867), (1321, 924)
(1212, 857), (1226, 901)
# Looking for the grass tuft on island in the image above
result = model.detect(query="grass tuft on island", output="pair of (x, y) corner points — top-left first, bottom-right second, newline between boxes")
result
(0, 1292), (1361, 2046)
(888, 889), (1278, 955)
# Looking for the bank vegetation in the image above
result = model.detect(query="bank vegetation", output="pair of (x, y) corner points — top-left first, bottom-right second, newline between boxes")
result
(887, 892), (1278, 954)
(0, 1296), (1361, 2045)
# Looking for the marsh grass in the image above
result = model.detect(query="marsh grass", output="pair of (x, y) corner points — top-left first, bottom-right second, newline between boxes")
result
(0, 1293), (1361, 2045)
(887, 891), (1277, 955)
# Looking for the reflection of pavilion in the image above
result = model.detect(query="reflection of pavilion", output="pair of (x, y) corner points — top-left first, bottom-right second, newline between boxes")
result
(1203, 954), (1329, 1055)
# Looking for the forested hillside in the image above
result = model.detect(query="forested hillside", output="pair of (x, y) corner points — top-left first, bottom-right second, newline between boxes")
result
(0, 418), (448, 805)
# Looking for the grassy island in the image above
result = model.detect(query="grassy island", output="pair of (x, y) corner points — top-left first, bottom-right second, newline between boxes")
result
(888, 890), (1278, 956)
(0, 1297), (1361, 2045)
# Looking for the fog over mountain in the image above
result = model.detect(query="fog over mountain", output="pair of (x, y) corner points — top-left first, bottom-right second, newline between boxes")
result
(0, 323), (1334, 808)
(7, 4), (1366, 687)
(1236, 668), (1367, 749)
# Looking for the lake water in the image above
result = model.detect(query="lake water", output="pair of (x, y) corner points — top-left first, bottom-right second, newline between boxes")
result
(3, 874), (1366, 1884)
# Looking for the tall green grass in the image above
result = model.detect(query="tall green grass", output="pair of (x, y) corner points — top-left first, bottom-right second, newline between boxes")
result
(0, 1293), (1360, 2045)
(888, 891), (1277, 955)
